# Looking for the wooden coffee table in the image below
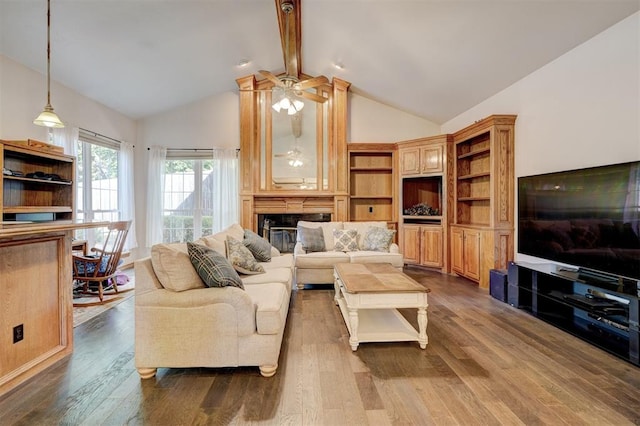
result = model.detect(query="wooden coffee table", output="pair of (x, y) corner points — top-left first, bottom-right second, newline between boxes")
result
(333, 263), (430, 351)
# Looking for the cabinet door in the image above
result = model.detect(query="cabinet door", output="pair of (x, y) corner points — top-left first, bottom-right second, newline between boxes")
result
(451, 227), (464, 275)
(463, 229), (481, 280)
(421, 226), (443, 267)
(399, 148), (420, 175)
(401, 225), (421, 264)
(420, 145), (443, 174)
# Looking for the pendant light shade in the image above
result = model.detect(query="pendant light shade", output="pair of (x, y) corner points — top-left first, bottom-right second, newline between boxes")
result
(34, 0), (64, 128)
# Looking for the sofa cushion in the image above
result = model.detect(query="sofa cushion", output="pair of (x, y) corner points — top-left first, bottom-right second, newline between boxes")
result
(187, 242), (244, 289)
(259, 253), (294, 271)
(297, 221), (343, 250)
(244, 283), (288, 335)
(243, 229), (272, 262)
(241, 267), (292, 287)
(362, 226), (396, 252)
(211, 223), (245, 244)
(294, 251), (350, 268)
(195, 235), (226, 256)
(225, 236), (265, 275)
(150, 243), (205, 292)
(333, 228), (359, 252)
(348, 251), (404, 268)
(298, 226), (326, 252)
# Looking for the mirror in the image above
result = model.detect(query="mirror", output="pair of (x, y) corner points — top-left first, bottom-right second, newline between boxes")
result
(259, 87), (329, 191)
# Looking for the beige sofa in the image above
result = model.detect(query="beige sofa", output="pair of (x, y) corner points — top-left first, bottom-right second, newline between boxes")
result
(294, 221), (403, 288)
(134, 224), (294, 378)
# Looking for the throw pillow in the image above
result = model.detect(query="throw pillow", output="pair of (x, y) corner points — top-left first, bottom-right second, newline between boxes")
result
(362, 226), (396, 252)
(151, 243), (204, 292)
(333, 229), (359, 252)
(226, 236), (265, 275)
(297, 226), (326, 252)
(187, 241), (244, 289)
(243, 229), (272, 262)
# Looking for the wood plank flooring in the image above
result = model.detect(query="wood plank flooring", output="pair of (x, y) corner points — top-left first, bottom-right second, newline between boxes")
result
(1, 267), (640, 425)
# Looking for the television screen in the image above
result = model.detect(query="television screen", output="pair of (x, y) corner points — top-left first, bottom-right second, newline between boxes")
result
(518, 161), (640, 280)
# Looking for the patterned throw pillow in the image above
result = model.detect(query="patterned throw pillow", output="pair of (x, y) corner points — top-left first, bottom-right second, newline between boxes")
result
(333, 229), (359, 252)
(297, 226), (326, 253)
(225, 236), (265, 275)
(362, 227), (396, 252)
(243, 229), (272, 262)
(187, 242), (244, 289)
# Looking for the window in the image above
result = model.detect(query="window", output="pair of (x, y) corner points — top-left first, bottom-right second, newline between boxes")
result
(163, 157), (214, 243)
(75, 130), (121, 247)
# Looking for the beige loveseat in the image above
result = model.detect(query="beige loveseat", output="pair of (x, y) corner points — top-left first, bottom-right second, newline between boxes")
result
(294, 221), (403, 288)
(134, 224), (294, 378)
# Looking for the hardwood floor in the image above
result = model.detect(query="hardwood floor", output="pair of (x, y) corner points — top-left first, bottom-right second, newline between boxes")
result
(1, 267), (639, 425)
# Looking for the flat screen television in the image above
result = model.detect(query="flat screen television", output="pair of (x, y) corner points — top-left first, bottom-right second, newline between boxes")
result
(518, 161), (640, 281)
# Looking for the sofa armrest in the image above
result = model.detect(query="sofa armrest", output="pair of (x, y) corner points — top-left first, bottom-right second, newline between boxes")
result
(390, 243), (400, 254)
(136, 286), (256, 336)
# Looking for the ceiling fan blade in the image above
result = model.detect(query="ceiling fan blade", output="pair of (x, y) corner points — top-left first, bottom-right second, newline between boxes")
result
(259, 70), (284, 87)
(298, 91), (328, 103)
(295, 75), (329, 90)
(238, 88), (273, 92)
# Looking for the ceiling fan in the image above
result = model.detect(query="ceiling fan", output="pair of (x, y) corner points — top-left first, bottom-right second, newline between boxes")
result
(243, 0), (329, 115)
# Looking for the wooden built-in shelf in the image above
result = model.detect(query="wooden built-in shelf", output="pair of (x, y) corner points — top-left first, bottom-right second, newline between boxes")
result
(457, 172), (490, 180)
(457, 196), (490, 202)
(457, 147), (490, 159)
(3, 206), (73, 214)
(349, 167), (393, 171)
(3, 176), (72, 186)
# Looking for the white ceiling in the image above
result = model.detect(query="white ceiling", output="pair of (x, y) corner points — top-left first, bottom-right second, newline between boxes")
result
(1, 1), (638, 124)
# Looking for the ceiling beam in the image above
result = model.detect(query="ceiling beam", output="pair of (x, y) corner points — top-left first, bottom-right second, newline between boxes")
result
(275, 0), (301, 78)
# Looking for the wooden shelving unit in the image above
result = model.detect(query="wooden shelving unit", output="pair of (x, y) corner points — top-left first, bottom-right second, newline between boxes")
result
(450, 115), (516, 288)
(1, 140), (75, 224)
(348, 144), (396, 224)
(396, 135), (453, 272)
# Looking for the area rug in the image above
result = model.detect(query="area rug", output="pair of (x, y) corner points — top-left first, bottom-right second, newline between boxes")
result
(73, 273), (135, 328)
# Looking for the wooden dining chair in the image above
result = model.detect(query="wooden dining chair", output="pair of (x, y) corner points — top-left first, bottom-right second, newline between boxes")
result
(72, 220), (131, 302)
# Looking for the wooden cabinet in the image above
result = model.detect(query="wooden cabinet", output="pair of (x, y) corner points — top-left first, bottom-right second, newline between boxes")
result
(402, 224), (443, 268)
(450, 115), (516, 288)
(397, 135), (452, 272)
(450, 226), (480, 281)
(1, 140), (75, 223)
(399, 144), (443, 176)
(348, 144), (396, 223)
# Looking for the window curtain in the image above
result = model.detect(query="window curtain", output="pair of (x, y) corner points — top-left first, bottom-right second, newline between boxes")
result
(211, 149), (239, 232)
(52, 126), (78, 157)
(119, 141), (138, 251)
(147, 146), (167, 246)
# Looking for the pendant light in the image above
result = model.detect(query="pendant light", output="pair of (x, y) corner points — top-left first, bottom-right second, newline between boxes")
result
(33, 0), (64, 128)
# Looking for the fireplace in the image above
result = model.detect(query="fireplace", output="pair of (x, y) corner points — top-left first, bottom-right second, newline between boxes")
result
(258, 213), (331, 253)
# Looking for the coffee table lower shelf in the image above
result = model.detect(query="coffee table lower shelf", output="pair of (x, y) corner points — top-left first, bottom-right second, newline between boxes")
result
(336, 298), (424, 350)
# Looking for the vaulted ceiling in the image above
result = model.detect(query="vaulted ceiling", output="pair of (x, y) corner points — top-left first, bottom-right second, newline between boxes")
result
(0, 1), (637, 124)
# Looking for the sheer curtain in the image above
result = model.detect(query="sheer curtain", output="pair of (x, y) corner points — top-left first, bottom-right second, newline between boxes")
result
(211, 149), (239, 232)
(119, 141), (138, 251)
(147, 146), (167, 246)
(52, 126), (78, 157)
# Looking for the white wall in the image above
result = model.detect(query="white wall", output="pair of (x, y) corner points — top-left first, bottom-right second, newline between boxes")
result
(0, 55), (136, 144)
(441, 12), (640, 263)
(349, 92), (440, 142)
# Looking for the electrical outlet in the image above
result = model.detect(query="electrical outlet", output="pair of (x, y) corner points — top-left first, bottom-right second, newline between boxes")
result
(13, 324), (23, 343)
(369, 206), (373, 213)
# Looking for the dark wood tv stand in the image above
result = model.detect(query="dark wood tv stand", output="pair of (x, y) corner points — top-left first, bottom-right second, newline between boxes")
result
(508, 262), (639, 366)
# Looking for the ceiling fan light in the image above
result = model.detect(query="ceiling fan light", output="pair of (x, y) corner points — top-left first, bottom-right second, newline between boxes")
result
(280, 97), (291, 109)
(272, 102), (282, 113)
(292, 99), (304, 111)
